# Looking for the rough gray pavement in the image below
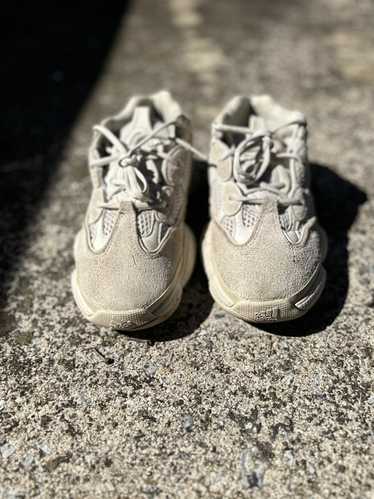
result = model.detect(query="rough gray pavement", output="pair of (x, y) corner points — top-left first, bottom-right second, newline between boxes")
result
(1, 0), (373, 497)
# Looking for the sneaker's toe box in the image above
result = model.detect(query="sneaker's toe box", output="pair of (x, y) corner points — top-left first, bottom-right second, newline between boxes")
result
(205, 204), (326, 321)
(73, 212), (187, 329)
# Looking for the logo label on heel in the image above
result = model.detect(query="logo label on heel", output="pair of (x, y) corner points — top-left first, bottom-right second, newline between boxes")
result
(255, 308), (279, 321)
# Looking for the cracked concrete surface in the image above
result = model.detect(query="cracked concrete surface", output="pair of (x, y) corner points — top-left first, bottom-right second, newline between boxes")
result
(0, 0), (373, 497)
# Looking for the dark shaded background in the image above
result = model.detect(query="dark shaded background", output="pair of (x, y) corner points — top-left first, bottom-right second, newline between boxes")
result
(0, 3), (130, 306)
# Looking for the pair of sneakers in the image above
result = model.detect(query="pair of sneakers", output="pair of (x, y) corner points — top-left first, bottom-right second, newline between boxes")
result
(72, 91), (327, 330)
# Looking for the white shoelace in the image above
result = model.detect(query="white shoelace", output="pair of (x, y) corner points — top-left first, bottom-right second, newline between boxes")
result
(212, 120), (306, 210)
(90, 117), (307, 230)
(91, 119), (206, 211)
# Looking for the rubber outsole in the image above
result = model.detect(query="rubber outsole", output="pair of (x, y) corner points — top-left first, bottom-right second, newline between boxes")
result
(202, 226), (327, 323)
(72, 224), (196, 331)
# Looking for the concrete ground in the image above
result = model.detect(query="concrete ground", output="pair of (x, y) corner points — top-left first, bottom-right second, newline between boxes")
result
(0, 0), (373, 497)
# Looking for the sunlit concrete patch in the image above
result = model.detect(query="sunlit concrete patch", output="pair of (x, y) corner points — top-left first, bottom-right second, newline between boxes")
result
(169, 0), (202, 28)
(328, 30), (374, 83)
(169, 0), (228, 96)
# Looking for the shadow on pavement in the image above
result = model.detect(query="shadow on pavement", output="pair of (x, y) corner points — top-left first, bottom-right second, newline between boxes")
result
(256, 162), (367, 337)
(0, 3), (130, 308)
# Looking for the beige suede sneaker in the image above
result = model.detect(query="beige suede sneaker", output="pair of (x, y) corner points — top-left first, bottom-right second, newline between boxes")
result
(72, 91), (196, 330)
(202, 95), (327, 323)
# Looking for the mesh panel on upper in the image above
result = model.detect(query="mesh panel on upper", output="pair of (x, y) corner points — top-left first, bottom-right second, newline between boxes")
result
(89, 211), (116, 247)
(137, 210), (155, 236)
(242, 205), (258, 228)
(103, 210), (116, 236)
(279, 210), (290, 231)
(221, 216), (235, 237)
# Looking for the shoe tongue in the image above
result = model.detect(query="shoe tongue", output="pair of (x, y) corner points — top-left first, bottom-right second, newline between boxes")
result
(104, 107), (155, 201)
(120, 106), (156, 148)
(106, 107), (168, 205)
(248, 114), (266, 132)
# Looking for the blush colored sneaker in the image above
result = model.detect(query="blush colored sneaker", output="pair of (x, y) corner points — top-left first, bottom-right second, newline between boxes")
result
(72, 91), (196, 330)
(202, 95), (327, 323)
